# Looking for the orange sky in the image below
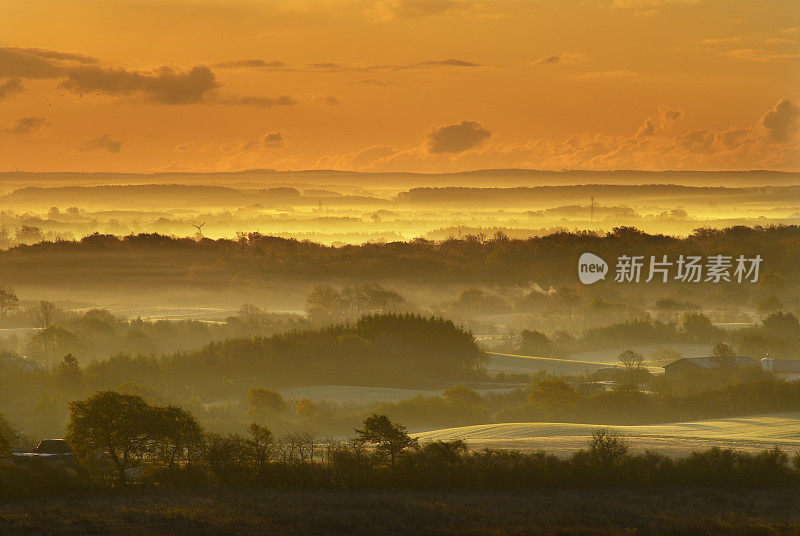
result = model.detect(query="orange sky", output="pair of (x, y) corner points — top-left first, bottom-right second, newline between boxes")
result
(1, 0), (798, 173)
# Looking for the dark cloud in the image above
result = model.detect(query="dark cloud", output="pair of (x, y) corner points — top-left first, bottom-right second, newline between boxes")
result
(427, 120), (491, 154)
(395, 58), (481, 70)
(0, 48), (64, 79)
(0, 78), (24, 99)
(761, 98), (800, 143)
(314, 94), (343, 105)
(359, 79), (393, 86)
(533, 52), (588, 65)
(60, 65), (218, 104)
(388, 0), (472, 18)
(4, 117), (47, 135)
(0, 46), (95, 79)
(81, 134), (122, 153)
(213, 59), (287, 69)
(262, 132), (284, 147)
(13, 47), (96, 64)
(217, 59), (481, 73)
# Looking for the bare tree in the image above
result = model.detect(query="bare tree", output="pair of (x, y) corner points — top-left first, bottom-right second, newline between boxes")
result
(555, 286), (581, 323)
(618, 349), (645, 388)
(30, 300), (57, 371)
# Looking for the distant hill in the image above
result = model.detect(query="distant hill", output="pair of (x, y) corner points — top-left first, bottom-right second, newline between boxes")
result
(0, 169), (797, 191)
(0, 184), (390, 209)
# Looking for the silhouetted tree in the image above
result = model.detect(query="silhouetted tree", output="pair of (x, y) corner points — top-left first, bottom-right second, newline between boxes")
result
(66, 390), (156, 484)
(354, 414), (417, 469)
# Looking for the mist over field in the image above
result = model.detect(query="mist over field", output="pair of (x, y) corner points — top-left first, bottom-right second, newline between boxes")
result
(2, 0), (800, 531)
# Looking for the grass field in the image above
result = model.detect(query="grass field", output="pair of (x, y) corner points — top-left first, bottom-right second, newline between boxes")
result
(1, 489), (798, 535)
(413, 411), (800, 456)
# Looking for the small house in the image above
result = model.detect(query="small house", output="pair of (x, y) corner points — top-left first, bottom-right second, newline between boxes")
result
(663, 356), (758, 377)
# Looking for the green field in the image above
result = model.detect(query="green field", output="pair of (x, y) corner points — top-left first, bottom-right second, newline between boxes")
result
(413, 411), (800, 456)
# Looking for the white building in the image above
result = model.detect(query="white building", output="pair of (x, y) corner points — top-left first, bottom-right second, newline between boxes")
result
(761, 357), (800, 382)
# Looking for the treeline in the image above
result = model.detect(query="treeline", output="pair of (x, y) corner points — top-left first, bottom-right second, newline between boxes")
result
(2, 395), (799, 500)
(0, 303), (308, 361)
(515, 311), (800, 359)
(122, 313), (486, 392)
(1, 226), (798, 292)
(0, 314), (486, 436)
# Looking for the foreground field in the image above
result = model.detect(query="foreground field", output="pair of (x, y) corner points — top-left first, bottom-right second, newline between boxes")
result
(413, 411), (800, 456)
(0, 489), (798, 536)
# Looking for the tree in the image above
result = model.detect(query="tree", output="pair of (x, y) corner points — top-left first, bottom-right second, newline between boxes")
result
(683, 312), (718, 342)
(55, 353), (84, 392)
(295, 398), (317, 417)
(618, 349), (646, 388)
(305, 285), (343, 324)
(30, 300), (57, 371)
(711, 342), (736, 373)
(443, 385), (481, 406)
(589, 428), (628, 465)
(341, 283), (405, 318)
(527, 377), (579, 410)
(248, 388), (286, 419)
(0, 288), (19, 320)
(202, 433), (248, 485)
(618, 349), (645, 373)
(152, 405), (204, 468)
(519, 330), (553, 356)
(66, 390), (156, 484)
(246, 423), (274, 473)
(354, 414), (417, 468)
(555, 287), (581, 323)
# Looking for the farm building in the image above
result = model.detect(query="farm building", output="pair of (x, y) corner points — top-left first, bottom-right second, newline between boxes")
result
(663, 356), (758, 377)
(761, 357), (800, 381)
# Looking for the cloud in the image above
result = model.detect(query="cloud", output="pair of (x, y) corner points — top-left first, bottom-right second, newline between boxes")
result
(761, 99), (800, 143)
(262, 132), (284, 147)
(721, 49), (800, 62)
(217, 95), (298, 106)
(396, 58), (481, 70)
(217, 58), (481, 73)
(0, 46), (95, 79)
(658, 104), (684, 128)
(212, 59), (287, 69)
(574, 70), (639, 80)
(4, 117), (47, 135)
(780, 27), (800, 35)
(81, 134), (122, 153)
(0, 48), (66, 79)
(765, 38), (797, 45)
(60, 65), (218, 104)
(0, 78), (24, 100)
(315, 145), (397, 170)
(314, 94), (343, 105)
(359, 79), (394, 86)
(316, 99), (799, 172)
(427, 120), (491, 154)
(698, 36), (741, 45)
(381, 0), (472, 19)
(533, 52), (589, 65)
